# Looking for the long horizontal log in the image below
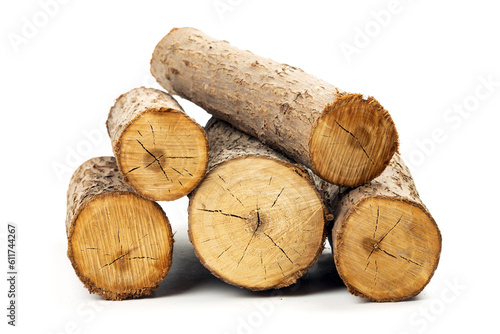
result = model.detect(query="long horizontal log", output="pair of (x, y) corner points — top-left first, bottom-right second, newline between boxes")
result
(151, 27), (399, 187)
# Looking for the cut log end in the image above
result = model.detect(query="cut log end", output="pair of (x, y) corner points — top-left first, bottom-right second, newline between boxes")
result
(115, 109), (208, 201)
(334, 196), (441, 302)
(188, 156), (326, 290)
(68, 192), (173, 301)
(310, 94), (399, 187)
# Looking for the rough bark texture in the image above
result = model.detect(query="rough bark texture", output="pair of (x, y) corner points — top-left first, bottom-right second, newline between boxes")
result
(188, 119), (328, 290)
(312, 154), (442, 302)
(204, 117), (292, 171)
(66, 156), (174, 300)
(107, 87), (184, 146)
(66, 156), (134, 235)
(151, 27), (399, 187)
(107, 87), (208, 201)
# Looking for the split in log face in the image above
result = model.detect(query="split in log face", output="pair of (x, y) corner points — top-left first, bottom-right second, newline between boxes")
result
(310, 94), (398, 186)
(189, 157), (326, 290)
(335, 197), (441, 302)
(188, 119), (327, 290)
(107, 87), (208, 201)
(66, 157), (173, 300)
(118, 110), (207, 200)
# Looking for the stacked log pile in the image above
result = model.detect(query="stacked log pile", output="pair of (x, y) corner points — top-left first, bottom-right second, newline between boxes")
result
(65, 27), (441, 302)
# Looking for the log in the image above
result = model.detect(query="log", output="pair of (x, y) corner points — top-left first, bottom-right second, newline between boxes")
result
(66, 156), (174, 300)
(151, 27), (399, 187)
(312, 154), (442, 302)
(107, 87), (208, 201)
(188, 119), (329, 290)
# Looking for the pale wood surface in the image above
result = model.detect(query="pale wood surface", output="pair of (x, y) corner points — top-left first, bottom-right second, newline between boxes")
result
(189, 119), (327, 290)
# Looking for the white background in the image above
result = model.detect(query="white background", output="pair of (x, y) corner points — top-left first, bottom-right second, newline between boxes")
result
(1, 0), (499, 333)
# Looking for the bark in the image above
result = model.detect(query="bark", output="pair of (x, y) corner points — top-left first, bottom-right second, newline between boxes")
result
(188, 119), (328, 290)
(107, 87), (208, 201)
(66, 156), (174, 300)
(204, 117), (292, 171)
(151, 27), (399, 187)
(312, 154), (442, 302)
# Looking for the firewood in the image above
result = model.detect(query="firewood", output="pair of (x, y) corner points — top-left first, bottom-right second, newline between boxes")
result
(311, 154), (442, 301)
(66, 157), (174, 300)
(188, 119), (328, 290)
(107, 87), (208, 201)
(151, 27), (399, 187)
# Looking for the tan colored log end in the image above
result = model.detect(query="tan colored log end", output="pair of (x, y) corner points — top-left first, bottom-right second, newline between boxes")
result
(333, 196), (441, 302)
(66, 157), (174, 300)
(188, 156), (326, 291)
(310, 94), (399, 187)
(107, 87), (209, 201)
(67, 192), (174, 301)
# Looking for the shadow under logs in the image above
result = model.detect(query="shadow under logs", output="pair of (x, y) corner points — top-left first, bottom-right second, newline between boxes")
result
(150, 241), (344, 298)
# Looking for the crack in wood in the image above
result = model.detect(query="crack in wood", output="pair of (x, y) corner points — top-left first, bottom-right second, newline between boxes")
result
(366, 214), (405, 270)
(197, 208), (246, 220)
(162, 156), (196, 159)
(126, 166), (141, 174)
(379, 248), (397, 259)
(377, 214), (404, 245)
(170, 167), (183, 176)
(236, 207), (264, 267)
(271, 187), (285, 208)
(147, 120), (156, 146)
(217, 174), (226, 183)
(264, 232), (293, 264)
(364, 260), (371, 271)
(217, 245), (232, 259)
(400, 255), (424, 267)
(136, 139), (170, 181)
(227, 188), (244, 207)
(373, 206), (379, 238)
(372, 260), (379, 288)
(116, 224), (122, 255)
(144, 154), (164, 169)
(334, 120), (374, 165)
(237, 231), (256, 267)
(277, 262), (285, 277)
(101, 251), (130, 269)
